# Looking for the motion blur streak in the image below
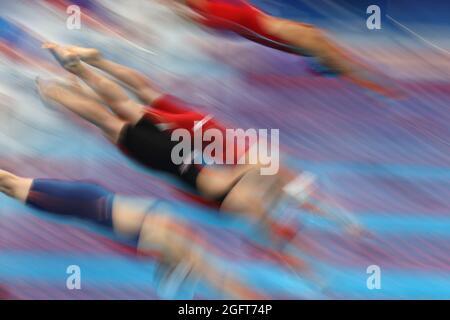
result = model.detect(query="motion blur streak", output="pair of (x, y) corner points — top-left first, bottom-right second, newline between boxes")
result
(0, 0), (449, 299)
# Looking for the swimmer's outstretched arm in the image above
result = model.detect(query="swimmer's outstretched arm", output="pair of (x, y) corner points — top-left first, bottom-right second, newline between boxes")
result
(137, 216), (266, 299)
(306, 194), (368, 237)
(281, 170), (367, 237)
(266, 20), (397, 95)
(294, 194), (367, 238)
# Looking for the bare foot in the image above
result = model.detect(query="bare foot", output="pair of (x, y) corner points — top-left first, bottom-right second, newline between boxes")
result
(67, 45), (101, 63)
(42, 42), (81, 72)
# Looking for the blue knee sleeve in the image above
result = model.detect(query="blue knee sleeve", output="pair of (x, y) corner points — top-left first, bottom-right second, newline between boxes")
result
(26, 179), (114, 228)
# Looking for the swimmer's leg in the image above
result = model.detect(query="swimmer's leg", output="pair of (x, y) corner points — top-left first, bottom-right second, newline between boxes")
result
(64, 74), (103, 104)
(197, 166), (283, 223)
(65, 46), (162, 105)
(25, 178), (115, 227)
(0, 172), (158, 247)
(0, 170), (114, 227)
(36, 78), (125, 144)
(0, 170), (33, 203)
(0, 170), (149, 238)
(43, 43), (145, 125)
(196, 165), (262, 202)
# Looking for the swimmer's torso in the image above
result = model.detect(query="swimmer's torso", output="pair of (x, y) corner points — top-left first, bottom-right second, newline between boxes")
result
(184, 0), (300, 54)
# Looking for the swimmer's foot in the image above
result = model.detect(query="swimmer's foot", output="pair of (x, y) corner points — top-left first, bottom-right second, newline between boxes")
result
(42, 42), (81, 73)
(66, 45), (101, 63)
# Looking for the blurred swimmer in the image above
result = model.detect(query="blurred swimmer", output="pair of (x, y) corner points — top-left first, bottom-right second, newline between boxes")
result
(38, 42), (306, 244)
(167, 0), (397, 96)
(38, 43), (365, 240)
(0, 168), (266, 299)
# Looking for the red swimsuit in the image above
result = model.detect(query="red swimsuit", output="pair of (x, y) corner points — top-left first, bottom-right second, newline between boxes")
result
(186, 0), (299, 54)
(144, 94), (253, 164)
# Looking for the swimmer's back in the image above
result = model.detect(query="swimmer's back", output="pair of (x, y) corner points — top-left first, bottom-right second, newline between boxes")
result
(186, 0), (299, 54)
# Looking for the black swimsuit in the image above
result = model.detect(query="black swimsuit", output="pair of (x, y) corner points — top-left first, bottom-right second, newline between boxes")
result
(119, 116), (253, 206)
(119, 116), (201, 189)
